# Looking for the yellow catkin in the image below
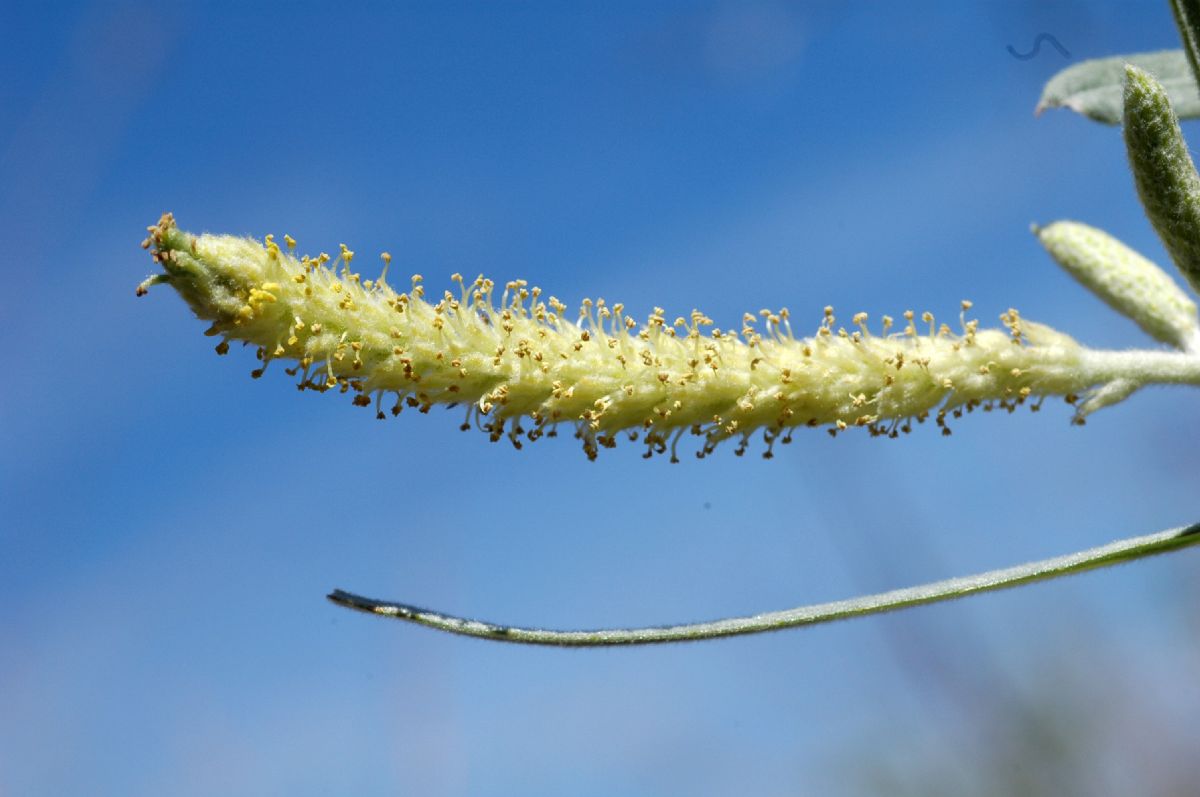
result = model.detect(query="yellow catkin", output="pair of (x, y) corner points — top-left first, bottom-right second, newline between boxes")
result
(140, 214), (1092, 460)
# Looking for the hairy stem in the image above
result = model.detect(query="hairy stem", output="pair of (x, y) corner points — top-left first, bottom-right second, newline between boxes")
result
(327, 522), (1200, 646)
(1078, 347), (1200, 384)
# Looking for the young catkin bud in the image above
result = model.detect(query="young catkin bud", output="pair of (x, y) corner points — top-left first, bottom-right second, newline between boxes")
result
(140, 214), (1142, 459)
(1034, 220), (1200, 349)
(1123, 64), (1200, 296)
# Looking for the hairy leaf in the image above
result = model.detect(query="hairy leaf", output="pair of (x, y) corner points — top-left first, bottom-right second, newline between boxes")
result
(1034, 220), (1199, 349)
(1123, 65), (1200, 296)
(1038, 50), (1200, 124)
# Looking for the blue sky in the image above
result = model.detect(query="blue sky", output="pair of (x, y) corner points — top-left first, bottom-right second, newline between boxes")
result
(4, 2), (1200, 795)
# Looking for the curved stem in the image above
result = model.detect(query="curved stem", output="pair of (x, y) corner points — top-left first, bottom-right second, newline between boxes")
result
(328, 522), (1200, 647)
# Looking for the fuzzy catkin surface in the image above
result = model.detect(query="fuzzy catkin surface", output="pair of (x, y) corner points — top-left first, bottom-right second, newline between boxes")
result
(143, 214), (1088, 459)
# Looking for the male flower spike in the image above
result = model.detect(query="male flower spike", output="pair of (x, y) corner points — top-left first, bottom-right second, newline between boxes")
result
(139, 213), (1187, 460)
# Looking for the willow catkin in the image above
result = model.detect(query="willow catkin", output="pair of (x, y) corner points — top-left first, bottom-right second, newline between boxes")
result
(140, 213), (1098, 460)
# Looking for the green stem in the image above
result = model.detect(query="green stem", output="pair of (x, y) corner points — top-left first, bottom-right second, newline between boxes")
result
(327, 522), (1200, 646)
(1171, 0), (1200, 88)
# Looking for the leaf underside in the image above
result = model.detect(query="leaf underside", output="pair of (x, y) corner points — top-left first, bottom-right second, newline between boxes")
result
(1038, 50), (1200, 124)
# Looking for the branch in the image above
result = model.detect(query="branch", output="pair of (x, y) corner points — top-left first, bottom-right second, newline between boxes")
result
(327, 522), (1200, 647)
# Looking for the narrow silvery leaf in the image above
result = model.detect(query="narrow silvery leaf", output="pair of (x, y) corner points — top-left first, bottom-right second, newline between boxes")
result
(1076, 378), (1140, 420)
(1037, 50), (1200, 124)
(1034, 220), (1200, 349)
(1124, 65), (1200, 299)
